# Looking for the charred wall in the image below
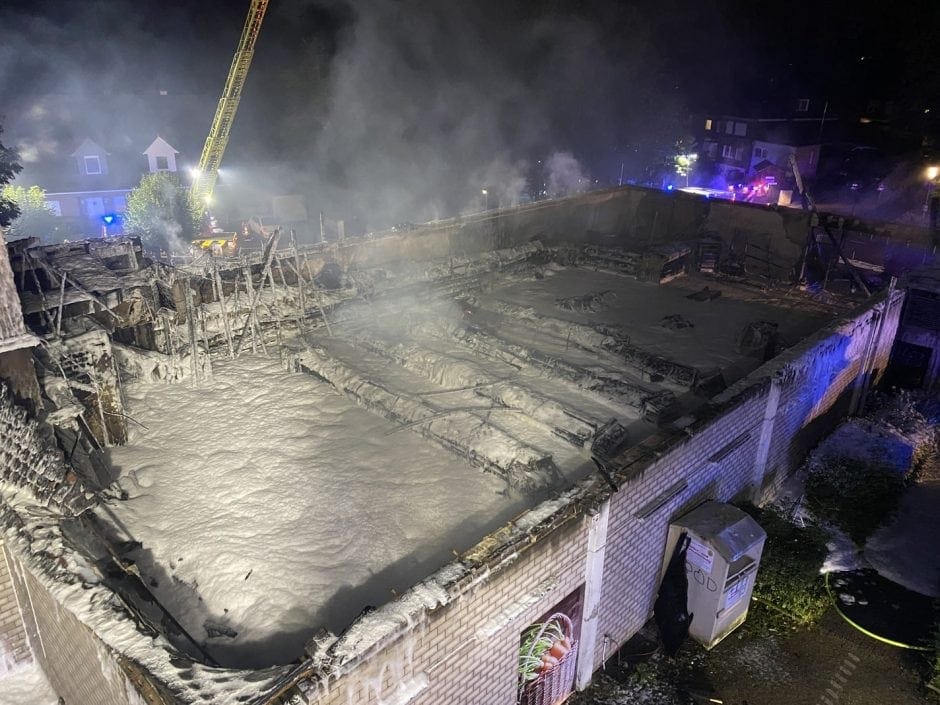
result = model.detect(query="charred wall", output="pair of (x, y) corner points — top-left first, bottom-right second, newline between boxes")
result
(297, 186), (933, 286)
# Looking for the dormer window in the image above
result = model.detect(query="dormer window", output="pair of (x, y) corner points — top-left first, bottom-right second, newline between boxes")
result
(144, 136), (179, 173)
(84, 155), (102, 175)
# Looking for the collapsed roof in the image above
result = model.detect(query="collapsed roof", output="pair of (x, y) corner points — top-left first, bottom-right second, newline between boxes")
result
(1, 195), (869, 701)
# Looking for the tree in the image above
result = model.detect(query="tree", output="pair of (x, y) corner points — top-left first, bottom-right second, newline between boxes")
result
(0, 124), (23, 228)
(671, 137), (699, 188)
(1, 185), (65, 243)
(124, 172), (201, 252)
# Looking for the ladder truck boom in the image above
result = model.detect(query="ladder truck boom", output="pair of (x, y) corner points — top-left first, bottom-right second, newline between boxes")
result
(191, 0), (269, 209)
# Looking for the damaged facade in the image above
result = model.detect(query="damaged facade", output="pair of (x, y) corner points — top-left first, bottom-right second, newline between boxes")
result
(0, 186), (928, 704)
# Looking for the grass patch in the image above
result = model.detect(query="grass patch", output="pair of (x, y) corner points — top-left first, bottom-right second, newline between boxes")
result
(737, 503), (829, 631)
(805, 456), (906, 543)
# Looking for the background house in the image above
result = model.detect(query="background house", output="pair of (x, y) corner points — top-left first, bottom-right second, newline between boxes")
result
(22, 134), (183, 238)
(699, 98), (837, 189)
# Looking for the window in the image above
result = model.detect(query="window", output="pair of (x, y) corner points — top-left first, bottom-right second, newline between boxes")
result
(704, 119), (713, 131)
(734, 122), (747, 136)
(753, 146), (768, 159)
(797, 98), (810, 112)
(704, 140), (718, 158)
(725, 121), (734, 134)
(44, 200), (62, 216)
(722, 144), (735, 159)
(155, 156), (169, 170)
(84, 155), (102, 175)
(734, 146), (744, 161)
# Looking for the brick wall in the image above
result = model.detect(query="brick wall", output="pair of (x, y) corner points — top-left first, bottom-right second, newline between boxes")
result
(0, 288), (905, 705)
(592, 393), (769, 666)
(0, 538), (31, 674)
(0, 373), (140, 702)
(3, 541), (136, 705)
(299, 518), (590, 705)
(292, 289), (903, 705)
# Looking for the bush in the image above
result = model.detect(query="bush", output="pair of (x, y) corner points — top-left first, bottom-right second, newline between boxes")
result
(737, 503), (830, 631)
(805, 456), (906, 543)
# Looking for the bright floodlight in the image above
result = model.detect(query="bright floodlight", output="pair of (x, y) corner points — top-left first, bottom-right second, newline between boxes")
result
(927, 166), (939, 181)
(481, 189), (488, 195)
(190, 167), (202, 179)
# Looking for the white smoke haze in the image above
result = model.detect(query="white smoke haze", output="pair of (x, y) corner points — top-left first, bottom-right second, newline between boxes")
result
(231, 0), (689, 232)
(27, 103), (47, 120)
(546, 151), (591, 197)
(15, 136), (58, 164)
(0, 0), (704, 236)
(451, 156), (531, 215)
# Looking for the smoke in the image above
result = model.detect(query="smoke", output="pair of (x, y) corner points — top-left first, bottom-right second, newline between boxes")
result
(0, 0), (716, 237)
(545, 151), (591, 198)
(15, 136), (58, 164)
(4, 0), (934, 238)
(229, 0), (692, 232)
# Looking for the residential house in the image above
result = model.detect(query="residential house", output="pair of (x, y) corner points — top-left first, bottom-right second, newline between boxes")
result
(700, 98), (837, 187)
(18, 134), (184, 238)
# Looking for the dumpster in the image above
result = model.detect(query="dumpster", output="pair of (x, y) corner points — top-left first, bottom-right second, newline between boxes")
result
(662, 501), (766, 649)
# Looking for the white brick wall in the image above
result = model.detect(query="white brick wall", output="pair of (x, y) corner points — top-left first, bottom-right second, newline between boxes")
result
(0, 292), (905, 705)
(0, 538), (31, 672)
(3, 542), (138, 705)
(294, 291), (904, 705)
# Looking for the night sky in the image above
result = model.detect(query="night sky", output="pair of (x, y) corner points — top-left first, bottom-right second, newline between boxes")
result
(1, 0), (938, 226)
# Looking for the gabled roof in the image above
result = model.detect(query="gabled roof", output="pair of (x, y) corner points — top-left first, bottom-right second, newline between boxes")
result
(70, 138), (108, 158)
(143, 136), (179, 157)
(10, 92), (210, 194)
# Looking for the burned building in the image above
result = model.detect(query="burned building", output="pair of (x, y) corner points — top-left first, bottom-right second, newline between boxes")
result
(0, 186), (923, 704)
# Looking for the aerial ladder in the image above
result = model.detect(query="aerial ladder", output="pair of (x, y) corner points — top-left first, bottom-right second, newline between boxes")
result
(788, 153), (871, 295)
(190, 0), (269, 210)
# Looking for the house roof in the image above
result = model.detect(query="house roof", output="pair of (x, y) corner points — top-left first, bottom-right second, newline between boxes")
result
(10, 92), (210, 195)
(20, 140), (148, 194)
(143, 136), (180, 157)
(755, 121), (827, 147)
(706, 95), (835, 122)
(70, 138), (108, 158)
